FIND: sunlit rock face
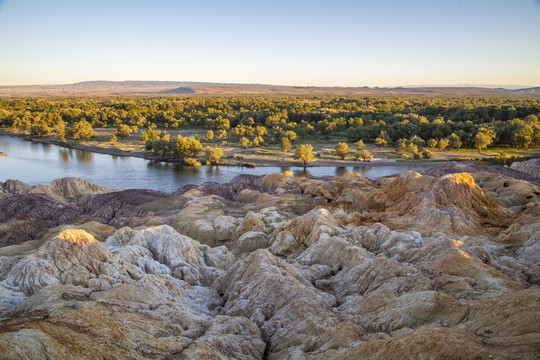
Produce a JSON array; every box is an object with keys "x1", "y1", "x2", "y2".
[{"x1": 0, "y1": 165, "x2": 539, "y2": 359}]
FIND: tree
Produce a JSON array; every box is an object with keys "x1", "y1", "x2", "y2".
[
  {"x1": 335, "y1": 142, "x2": 350, "y2": 160},
  {"x1": 509, "y1": 118, "x2": 534, "y2": 149},
  {"x1": 206, "y1": 130, "x2": 214, "y2": 141},
  {"x1": 109, "y1": 134, "x2": 117, "y2": 143},
  {"x1": 171, "y1": 135, "x2": 202, "y2": 157},
  {"x1": 474, "y1": 128, "x2": 495, "y2": 152},
  {"x1": 68, "y1": 119, "x2": 97, "y2": 140},
  {"x1": 422, "y1": 150, "x2": 434, "y2": 159},
  {"x1": 427, "y1": 138, "x2": 438, "y2": 149},
  {"x1": 437, "y1": 138, "x2": 449, "y2": 150},
  {"x1": 410, "y1": 135, "x2": 425, "y2": 148},
  {"x1": 447, "y1": 133, "x2": 462, "y2": 149},
  {"x1": 355, "y1": 140, "x2": 365, "y2": 150},
  {"x1": 205, "y1": 146, "x2": 224, "y2": 164},
  {"x1": 283, "y1": 130, "x2": 297, "y2": 142},
  {"x1": 406, "y1": 143, "x2": 418, "y2": 154},
  {"x1": 240, "y1": 136, "x2": 250, "y2": 149},
  {"x1": 358, "y1": 149, "x2": 373, "y2": 162},
  {"x1": 216, "y1": 130, "x2": 228, "y2": 139},
  {"x1": 116, "y1": 124, "x2": 132, "y2": 138},
  {"x1": 396, "y1": 138, "x2": 407, "y2": 152},
  {"x1": 55, "y1": 120, "x2": 67, "y2": 141},
  {"x1": 30, "y1": 120, "x2": 50, "y2": 137},
  {"x1": 294, "y1": 144, "x2": 314, "y2": 165},
  {"x1": 375, "y1": 137, "x2": 387, "y2": 150},
  {"x1": 281, "y1": 137, "x2": 292, "y2": 152}
]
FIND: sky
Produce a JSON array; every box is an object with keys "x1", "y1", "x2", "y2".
[{"x1": 0, "y1": 0, "x2": 539, "y2": 87}]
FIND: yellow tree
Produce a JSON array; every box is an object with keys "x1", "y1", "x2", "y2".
[
  {"x1": 294, "y1": 144, "x2": 314, "y2": 165},
  {"x1": 335, "y1": 142, "x2": 350, "y2": 159}
]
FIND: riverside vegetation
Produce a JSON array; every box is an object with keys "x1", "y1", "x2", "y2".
[
  {"x1": 1, "y1": 96, "x2": 539, "y2": 166},
  {"x1": 0, "y1": 158, "x2": 539, "y2": 359}
]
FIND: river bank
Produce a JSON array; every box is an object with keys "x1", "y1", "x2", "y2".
[
  {"x1": 2, "y1": 128, "x2": 537, "y2": 168},
  {"x1": 0, "y1": 129, "x2": 421, "y2": 167}
]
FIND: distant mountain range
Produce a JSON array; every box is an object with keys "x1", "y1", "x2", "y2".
[{"x1": 0, "y1": 81, "x2": 538, "y2": 97}]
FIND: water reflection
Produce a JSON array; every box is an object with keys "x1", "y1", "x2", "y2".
[
  {"x1": 352, "y1": 165, "x2": 373, "y2": 173},
  {"x1": 75, "y1": 150, "x2": 94, "y2": 162},
  {"x1": 0, "y1": 140, "x2": 10, "y2": 150},
  {"x1": 292, "y1": 167, "x2": 312, "y2": 177},
  {"x1": 59, "y1": 149, "x2": 69, "y2": 162},
  {"x1": 205, "y1": 165, "x2": 222, "y2": 175},
  {"x1": 335, "y1": 167, "x2": 347, "y2": 177}
]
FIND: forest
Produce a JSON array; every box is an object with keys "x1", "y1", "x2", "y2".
[{"x1": 0, "y1": 96, "x2": 539, "y2": 156}]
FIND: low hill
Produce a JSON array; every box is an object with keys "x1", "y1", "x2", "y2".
[{"x1": 0, "y1": 80, "x2": 538, "y2": 97}]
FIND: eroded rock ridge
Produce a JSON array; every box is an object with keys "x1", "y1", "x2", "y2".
[{"x1": 0, "y1": 165, "x2": 539, "y2": 359}]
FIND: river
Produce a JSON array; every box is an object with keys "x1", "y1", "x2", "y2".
[{"x1": 0, "y1": 135, "x2": 440, "y2": 192}]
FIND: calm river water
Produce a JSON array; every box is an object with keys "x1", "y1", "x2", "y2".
[{"x1": 0, "y1": 136, "x2": 439, "y2": 192}]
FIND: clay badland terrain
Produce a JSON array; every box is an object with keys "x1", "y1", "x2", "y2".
[{"x1": 0, "y1": 160, "x2": 539, "y2": 359}]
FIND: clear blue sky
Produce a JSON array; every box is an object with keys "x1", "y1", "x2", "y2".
[{"x1": 0, "y1": 0, "x2": 539, "y2": 87}]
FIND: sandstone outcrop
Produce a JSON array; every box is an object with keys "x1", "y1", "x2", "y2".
[{"x1": 1, "y1": 165, "x2": 539, "y2": 359}]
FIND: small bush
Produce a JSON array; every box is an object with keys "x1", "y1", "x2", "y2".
[
  {"x1": 422, "y1": 150, "x2": 434, "y2": 159},
  {"x1": 413, "y1": 152, "x2": 421, "y2": 159}
]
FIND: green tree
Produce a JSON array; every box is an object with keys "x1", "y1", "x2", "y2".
[
  {"x1": 410, "y1": 135, "x2": 425, "y2": 148},
  {"x1": 447, "y1": 133, "x2": 462, "y2": 149},
  {"x1": 422, "y1": 150, "x2": 434, "y2": 159},
  {"x1": 427, "y1": 138, "x2": 438, "y2": 149},
  {"x1": 294, "y1": 144, "x2": 314, "y2": 165},
  {"x1": 510, "y1": 118, "x2": 534, "y2": 149},
  {"x1": 474, "y1": 128, "x2": 496, "y2": 152},
  {"x1": 355, "y1": 140, "x2": 365, "y2": 150},
  {"x1": 281, "y1": 137, "x2": 292, "y2": 152},
  {"x1": 375, "y1": 137, "x2": 387, "y2": 150},
  {"x1": 335, "y1": 142, "x2": 350, "y2": 159},
  {"x1": 396, "y1": 138, "x2": 407, "y2": 152},
  {"x1": 55, "y1": 119, "x2": 67, "y2": 141},
  {"x1": 141, "y1": 131, "x2": 149, "y2": 142},
  {"x1": 30, "y1": 120, "x2": 51, "y2": 137},
  {"x1": 205, "y1": 146, "x2": 224, "y2": 164},
  {"x1": 68, "y1": 119, "x2": 97, "y2": 140},
  {"x1": 206, "y1": 130, "x2": 214, "y2": 141}
]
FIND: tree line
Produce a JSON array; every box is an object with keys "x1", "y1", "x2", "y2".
[{"x1": 0, "y1": 95, "x2": 539, "y2": 149}]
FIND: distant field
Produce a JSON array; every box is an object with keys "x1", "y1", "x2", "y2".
[{"x1": 1, "y1": 80, "x2": 538, "y2": 97}]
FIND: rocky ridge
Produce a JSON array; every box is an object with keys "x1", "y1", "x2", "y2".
[{"x1": 0, "y1": 163, "x2": 539, "y2": 359}]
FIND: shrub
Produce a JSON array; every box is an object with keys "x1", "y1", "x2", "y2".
[{"x1": 422, "y1": 150, "x2": 434, "y2": 159}]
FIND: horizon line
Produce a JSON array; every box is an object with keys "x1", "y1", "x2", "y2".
[{"x1": 1, "y1": 80, "x2": 539, "y2": 90}]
